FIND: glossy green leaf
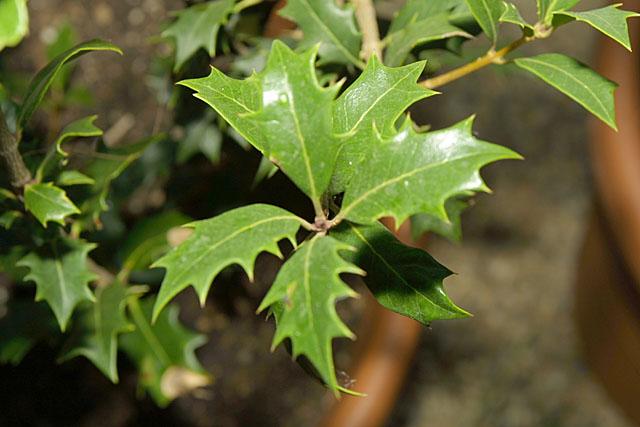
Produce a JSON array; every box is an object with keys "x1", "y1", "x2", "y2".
[
  {"x1": 17, "y1": 39, "x2": 122, "y2": 130},
  {"x1": 514, "y1": 53, "x2": 618, "y2": 130},
  {"x1": 331, "y1": 57, "x2": 436, "y2": 192},
  {"x1": 162, "y1": 0, "x2": 235, "y2": 72},
  {"x1": 24, "y1": 182, "x2": 80, "y2": 227},
  {"x1": 500, "y1": 2, "x2": 534, "y2": 31},
  {"x1": 0, "y1": 0, "x2": 28, "y2": 51},
  {"x1": 338, "y1": 117, "x2": 520, "y2": 226},
  {"x1": 17, "y1": 238, "x2": 97, "y2": 331},
  {"x1": 280, "y1": 0, "x2": 363, "y2": 67},
  {"x1": 60, "y1": 281, "x2": 141, "y2": 382},
  {"x1": 153, "y1": 204, "x2": 304, "y2": 321},
  {"x1": 332, "y1": 221, "x2": 468, "y2": 323},
  {"x1": 0, "y1": 300, "x2": 57, "y2": 365},
  {"x1": 258, "y1": 236, "x2": 363, "y2": 395},
  {"x1": 555, "y1": 4, "x2": 639, "y2": 51},
  {"x1": 56, "y1": 170, "x2": 95, "y2": 186},
  {"x1": 463, "y1": 0, "x2": 503, "y2": 44},
  {"x1": 411, "y1": 197, "x2": 469, "y2": 242},
  {"x1": 120, "y1": 297, "x2": 209, "y2": 407},
  {"x1": 537, "y1": 0, "x2": 580, "y2": 24},
  {"x1": 388, "y1": 0, "x2": 465, "y2": 34}
]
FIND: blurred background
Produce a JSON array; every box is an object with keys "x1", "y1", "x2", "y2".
[{"x1": 1, "y1": 0, "x2": 639, "y2": 426}]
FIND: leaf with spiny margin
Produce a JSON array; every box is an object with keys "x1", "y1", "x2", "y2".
[
  {"x1": 279, "y1": 0, "x2": 363, "y2": 67},
  {"x1": 500, "y1": 2, "x2": 534, "y2": 32},
  {"x1": 257, "y1": 236, "x2": 363, "y2": 395},
  {"x1": 162, "y1": 0, "x2": 235, "y2": 72},
  {"x1": 514, "y1": 53, "x2": 618, "y2": 130},
  {"x1": 17, "y1": 238, "x2": 97, "y2": 331},
  {"x1": 338, "y1": 116, "x2": 520, "y2": 226},
  {"x1": 0, "y1": 300, "x2": 57, "y2": 365},
  {"x1": 24, "y1": 182, "x2": 80, "y2": 227},
  {"x1": 332, "y1": 221, "x2": 468, "y2": 323},
  {"x1": 120, "y1": 297, "x2": 209, "y2": 407},
  {"x1": 463, "y1": 0, "x2": 503, "y2": 45},
  {"x1": 59, "y1": 281, "x2": 143, "y2": 382},
  {"x1": 17, "y1": 39, "x2": 122, "y2": 130},
  {"x1": 554, "y1": 4, "x2": 639, "y2": 51},
  {"x1": 152, "y1": 204, "x2": 303, "y2": 321},
  {"x1": 388, "y1": 0, "x2": 465, "y2": 34},
  {"x1": 411, "y1": 197, "x2": 469, "y2": 242},
  {"x1": 384, "y1": 13, "x2": 471, "y2": 66},
  {"x1": 537, "y1": 0, "x2": 580, "y2": 24},
  {"x1": 0, "y1": 0, "x2": 28, "y2": 51},
  {"x1": 331, "y1": 57, "x2": 436, "y2": 193}
]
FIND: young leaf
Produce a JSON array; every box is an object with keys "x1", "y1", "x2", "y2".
[
  {"x1": 17, "y1": 238, "x2": 97, "y2": 331},
  {"x1": 331, "y1": 57, "x2": 436, "y2": 192},
  {"x1": 500, "y1": 2, "x2": 534, "y2": 32},
  {"x1": 554, "y1": 4, "x2": 639, "y2": 51},
  {"x1": 120, "y1": 297, "x2": 209, "y2": 407},
  {"x1": 56, "y1": 170, "x2": 95, "y2": 186},
  {"x1": 411, "y1": 197, "x2": 469, "y2": 242},
  {"x1": 152, "y1": 204, "x2": 304, "y2": 321},
  {"x1": 257, "y1": 236, "x2": 363, "y2": 395},
  {"x1": 24, "y1": 182, "x2": 80, "y2": 227},
  {"x1": 0, "y1": 0, "x2": 28, "y2": 51},
  {"x1": 17, "y1": 39, "x2": 122, "y2": 130},
  {"x1": 162, "y1": 0, "x2": 235, "y2": 72},
  {"x1": 463, "y1": 0, "x2": 503, "y2": 45},
  {"x1": 279, "y1": 0, "x2": 363, "y2": 67},
  {"x1": 331, "y1": 222, "x2": 469, "y2": 323},
  {"x1": 537, "y1": 0, "x2": 579, "y2": 24},
  {"x1": 337, "y1": 117, "x2": 520, "y2": 226},
  {"x1": 514, "y1": 53, "x2": 618, "y2": 130},
  {"x1": 59, "y1": 281, "x2": 141, "y2": 383}
]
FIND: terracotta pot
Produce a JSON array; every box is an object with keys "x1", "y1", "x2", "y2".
[{"x1": 576, "y1": 3, "x2": 640, "y2": 424}]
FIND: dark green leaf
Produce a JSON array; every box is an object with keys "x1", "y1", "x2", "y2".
[
  {"x1": 177, "y1": 115, "x2": 222, "y2": 164},
  {"x1": 411, "y1": 197, "x2": 469, "y2": 242},
  {"x1": 463, "y1": 0, "x2": 503, "y2": 44},
  {"x1": 0, "y1": 300, "x2": 57, "y2": 365}
]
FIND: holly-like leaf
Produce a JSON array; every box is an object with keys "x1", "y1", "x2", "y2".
[
  {"x1": 384, "y1": 13, "x2": 471, "y2": 67},
  {"x1": 463, "y1": 0, "x2": 503, "y2": 45},
  {"x1": 554, "y1": 4, "x2": 639, "y2": 51},
  {"x1": 388, "y1": 0, "x2": 465, "y2": 34},
  {"x1": 162, "y1": 0, "x2": 235, "y2": 72},
  {"x1": 0, "y1": 0, "x2": 28, "y2": 51},
  {"x1": 17, "y1": 238, "x2": 97, "y2": 331},
  {"x1": 332, "y1": 221, "x2": 468, "y2": 323},
  {"x1": 120, "y1": 297, "x2": 209, "y2": 407},
  {"x1": 0, "y1": 300, "x2": 57, "y2": 365},
  {"x1": 17, "y1": 39, "x2": 122, "y2": 130},
  {"x1": 514, "y1": 53, "x2": 618, "y2": 130},
  {"x1": 24, "y1": 182, "x2": 80, "y2": 227},
  {"x1": 411, "y1": 197, "x2": 469, "y2": 242},
  {"x1": 177, "y1": 115, "x2": 222, "y2": 165},
  {"x1": 153, "y1": 204, "x2": 304, "y2": 321},
  {"x1": 500, "y1": 2, "x2": 534, "y2": 32},
  {"x1": 337, "y1": 117, "x2": 519, "y2": 226},
  {"x1": 258, "y1": 236, "x2": 363, "y2": 395},
  {"x1": 537, "y1": 0, "x2": 580, "y2": 24},
  {"x1": 331, "y1": 57, "x2": 436, "y2": 192},
  {"x1": 280, "y1": 0, "x2": 363, "y2": 67},
  {"x1": 59, "y1": 281, "x2": 141, "y2": 382}
]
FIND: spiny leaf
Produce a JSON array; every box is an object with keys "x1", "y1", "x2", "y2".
[
  {"x1": 463, "y1": 0, "x2": 503, "y2": 45},
  {"x1": 537, "y1": 0, "x2": 580, "y2": 24},
  {"x1": 17, "y1": 238, "x2": 97, "y2": 331},
  {"x1": 120, "y1": 297, "x2": 209, "y2": 407},
  {"x1": 257, "y1": 236, "x2": 363, "y2": 395},
  {"x1": 153, "y1": 204, "x2": 304, "y2": 321},
  {"x1": 162, "y1": 0, "x2": 235, "y2": 72},
  {"x1": 59, "y1": 281, "x2": 142, "y2": 382},
  {"x1": 331, "y1": 56, "x2": 436, "y2": 192},
  {"x1": 17, "y1": 39, "x2": 122, "y2": 130},
  {"x1": 280, "y1": 0, "x2": 363, "y2": 67},
  {"x1": 500, "y1": 2, "x2": 534, "y2": 32},
  {"x1": 337, "y1": 116, "x2": 520, "y2": 226},
  {"x1": 388, "y1": 0, "x2": 465, "y2": 34},
  {"x1": 555, "y1": 4, "x2": 640, "y2": 51},
  {"x1": 411, "y1": 197, "x2": 469, "y2": 242},
  {"x1": 514, "y1": 53, "x2": 618, "y2": 130},
  {"x1": 332, "y1": 221, "x2": 468, "y2": 323},
  {"x1": 24, "y1": 182, "x2": 80, "y2": 227},
  {"x1": 0, "y1": 0, "x2": 28, "y2": 51}
]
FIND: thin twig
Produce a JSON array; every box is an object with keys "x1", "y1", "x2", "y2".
[
  {"x1": 0, "y1": 109, "x2": 32, "y2": 190},
  {"x1": 353, "y1": 0, "x2": 382, "y2": 61}
]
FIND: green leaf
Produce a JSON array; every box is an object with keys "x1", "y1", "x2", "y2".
[
  {"x1": 177, "y1": 115, "x2": 222, "y2": 165},
  {"x1": 153, "y1": 204, "x2": 304, "y2": 321},
  {"x1": 537, "y1": 0, "x2": 580, "y2": 24},
  {"x1": 500, "y1": 2, "x2": 534, "y2": 32},
  {"x1": 555, "y1": 4, "x2": 639, "y2": 51},
  {"x1": 280, "y1": 0, "x2": 363, "y2": 67},
  {"x1": 17, "y1": 39, "x2": 122, "y2": 130},
  {"x1": 56, "y1": 170, "x2": 95, "y2": 186},
  {"x1": 257, "y1": 236, "x2": 363, "y2": 395},
  {"x1": 463, "y1": 0, "x2": 503, "y2": 45},
  {"x1": 384, "y1": 13, "x2": 471, "y2": 67},
  {"x1": 332, "y1": 221, "x2": 468, "y2": 323},
  {"x1": 0, "y1": 300, "x2": 57, "y2": 365},
  {"x1": 17, "y1": 238, "x2": 97, "y2": 331},
  {"x1": 411, "y1": 197, "x2": 469, "y2": 242},
  {"x1": 337, "y1": 117, "x2": 520, "y2": 226},
  {"x1": 24, "y1": 182, "x2": 80, "y2": 227},
  {"x1": 388, "y1": 0, "x2": 465, "y2": 34},
  {"x1": 0, "y1": 0, "x2": 28, "y2": 51},
  {"x1": 162, "y1": 0, "x2": 235, "y2": 72},
  {"x1": 514, "y1": 53, "x2": 618, "y2": 130},
  {"x1": 0, "y1": 210, "x2": 22, "y2": 229},
  {"x1": 331, "y1": 57, "x2": 436, "y2": 192},
  {"x1": 59, "y1": 281, "x2": 141, "y2": 382},
  {"x1": 120, "y1": 297, "x2": 209, "y2": 407}
]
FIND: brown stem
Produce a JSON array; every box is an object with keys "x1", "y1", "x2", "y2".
[
  {"x1": 353, "y1": 0, "x2": 381, "y2": 61},
  {"x1": 0, "y1": 109, "x2": 32, "y2": 190}
]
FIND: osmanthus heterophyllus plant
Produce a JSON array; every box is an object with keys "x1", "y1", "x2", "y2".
[{"x1": 0, "y1": 0, "x2": 637, "y2": 405}]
